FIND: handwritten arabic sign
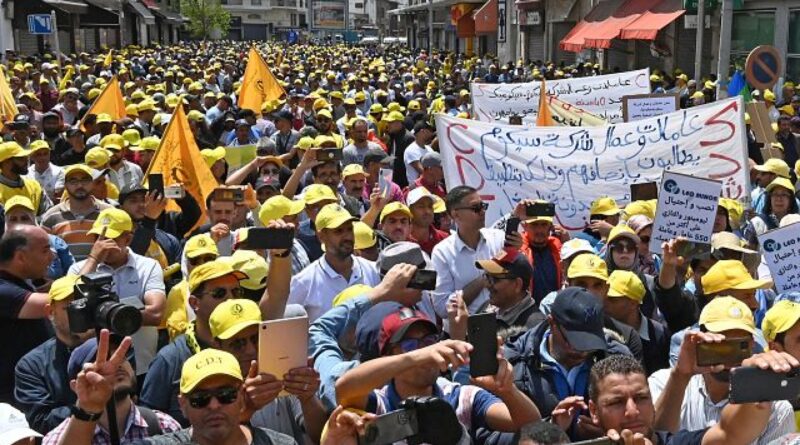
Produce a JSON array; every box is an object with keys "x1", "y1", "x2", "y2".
[
  {"x1": 759, "y1": 223, "x2": 800, "y2": 293},
  {"x1": 547, "y1": 95, "x2": 607, "y2": 127},
  {"x1": 623, "y1": 94, "x2": 679, "y2": 122},
  {"x1": 470, "y1": 68, "x2": 650, "y2": 124},
  {"x1": 436, "y1": 96, "x2": 750, "y2": 231},
  {"x1": 649, "y1": 171, "x2": 721, "y2": 254}
]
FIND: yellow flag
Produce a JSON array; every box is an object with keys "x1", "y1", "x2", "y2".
[
  {"x1": 104, "y1": 49, "x2": 113, "y2": 68},
  {"x1": 79, "y1": 76, "x2": 127, "y2": 131},
  {"x1": 238, "y1": 47, "x2": 286, "y2": 115},
  {"x1": 276, "y1": 50, "x2": 284, "y2": 68},
  {"x1": 59, "y1": 66, "x2": 75, "y2": 90},
  {"x1": 0, "y1": 68, "x2": 18, "y2": 130},
  {"x1": 546, "y1": 95, "x2": 607, "y2": 127},
  {"x1": 145, "y1": 104, "x2": 218, "y2": 236},
  {"x1": 536, "y1": 80, "x2": 556, "y2": 127}
]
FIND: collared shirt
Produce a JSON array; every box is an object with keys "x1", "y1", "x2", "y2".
[
  {"x1": 26, "y1": 163, "x2": 64, "y2": 201},
  {"x1": 648, "y1": 369, "x2": 795, "y2": 445},
  {"x1": 430, "y1": 228, "x2": 506, "y2": 317},
  {"x1": 69, "y1": 250, "x2": 165, "y2": 375},
  {"x1": 287, "y1": 255, "x2": 381, "y2": 322},
  {"x1": 638, "y1": 315, "x2": 651, "y2": 342},
  {"x1": 42, "y1": 404, "x2": 181, "y2": 445},
  {"x1": 538, "y1": 330, "x2": 592, "y2": 401},
  {"x1": 408, "y1": 224, "x2": 450, "y2": 255},
  {"x1": 106, "y1": 160, "x2": 144, "y2": 193}
]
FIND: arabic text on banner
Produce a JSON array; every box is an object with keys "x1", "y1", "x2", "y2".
[
  {"x1": 435, "y1": 96, "x2": 750, "y2": 231},
  {"x1": 759, "y1": 223, "x2": 800, "y2": 293},
  {"x1": 649, "y1": 171, "x2": 721, "y2": 254},
  {"x1": 470, "y1": 68, "x2": 650, "y2": 124}
]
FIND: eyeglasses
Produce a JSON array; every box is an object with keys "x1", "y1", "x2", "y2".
[
  {"x1": 395, "y1": 333, "x2": 439, "y2": 353},
  {"x1": 455, "y1": 202, "x2": 489, "y2": 213},
  {"x1": 188, "y1": 255, "x2": 216, "y2": 267},
  {"x1": 187, "y1": 386, "x2": 239, "y2": 409},
  {"x1": 486, "y1": 273, "x2": 515, "y2": 285},
  {"x1": 200, "y1": 287, "x2": 244, "y2": 300},
  {"x1": 227, "y1": 334, "x2": 259, "y2": 353},
  {"x1": 611, "y1": 241, "x2": 636, "y2": 252}
]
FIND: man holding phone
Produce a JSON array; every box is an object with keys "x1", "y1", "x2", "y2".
[
  {"x1": 648, "y1": 297, "x2": 795, "y2": 444},
  {"x1": 335, "y1": 307, "x2": 541, "y2": 440}
]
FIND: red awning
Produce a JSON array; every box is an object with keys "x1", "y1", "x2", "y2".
[
  {"x1": 620, "y1": 0, "x2": 685, "y2": 40},
  {"x1": 141, "y1": 0, "x2": 159, "y2": 9},
  {"x1": 559, "y1": 0, "x2": 624, "y2": 52},
  {"x1": 583, "y1": 0, "x2": 661, "y2": 49},
  {"x1": 474, "y1": 0, "x2": 498, "y2": 35}
]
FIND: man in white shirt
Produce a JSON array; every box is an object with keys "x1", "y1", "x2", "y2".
[
  {"x1": 403, "y1": 121, "x2": 434, "y2": 184},
  {"x1": 26, "y1": 139, "x2": 64, "y2": 203},
  {"x1": 431, "y1": 186, "x2": 505, "y2": 317},
  {"x1": 288, "y1": 203, "x2": 381, "y2": 322},
  {"x1": 648, "y1": 297, "x2": 795, "y2": 445}
]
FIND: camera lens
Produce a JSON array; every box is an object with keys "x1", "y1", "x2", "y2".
[{"x1": 96, "y1": 301, "x2": 142, "y2": 336}]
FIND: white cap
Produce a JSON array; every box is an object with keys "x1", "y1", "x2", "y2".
[
  {"x1": 0, "y1": 403, "x2": 42, "y2": 445},
  {"x1": 406, "y1": 186, "x2": 436, "y2": 207},
  {"x1": 560, "y1": 238, "x2": 594, "y2": 261}
]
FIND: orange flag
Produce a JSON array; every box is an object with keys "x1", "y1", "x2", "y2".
[
  {"x1": 238, "y1": 47, "x2": 286, "y2": 115},
  {"x1": 79, "y1": 76, "x2": 126, "y2": 131},
  {"x1": 536, "y1": 79, "x2": 556, "y2": 127},
  {"x1": 0, "y1": 68, "x2": 18, "y2": 130},
  {"x1": 145, "y1": 104, "x2": 218, "y2": 236}
]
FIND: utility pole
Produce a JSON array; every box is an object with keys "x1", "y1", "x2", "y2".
[{"x1": 694, "y1": 0, "x2": 705, "y2": 81}]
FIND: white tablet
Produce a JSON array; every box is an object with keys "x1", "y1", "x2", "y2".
[{"x1": 257, "y1": 316, "x2": 309, "y2": 380}]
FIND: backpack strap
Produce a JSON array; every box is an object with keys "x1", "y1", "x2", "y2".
[{"x1": 137, "y1": 406, "x2": 163, "y2": 437}]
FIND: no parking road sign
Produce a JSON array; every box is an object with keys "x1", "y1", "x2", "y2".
[{"x1": 745, "y1": 45, "x2": 782, "y2": 91}]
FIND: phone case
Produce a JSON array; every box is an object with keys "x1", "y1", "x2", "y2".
[
  {"x1": 730, "y1": 367, "x2": 800, "y2": 404},
  {"x1": 467, "y1": 313, "x2": 499, "y2": 377},
  {"x1": 245, "y1": 228, "x2": 294, "y2": 250},
  {"x1": 408, "y1": 270, "x2": 437, "y2": 291},
  {"x1": 148, "y1": 174, "x2": 164, "y2": 196},
  {"x1": 696, "y1": 338, "x2": 751, "y2": 367}
]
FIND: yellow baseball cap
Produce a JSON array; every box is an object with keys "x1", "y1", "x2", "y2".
[
  {"x1": 624, "y1": 200, "x2": 656, "y2": 220},
  {"x1": 201, "y1": 147, "x2": 226, "y2": 168},
  {"x1": 432, "y1": 195, "x2": 446, "y2": 213},
  {"x1": 567, "y1": 254, "x2": 608, "y2": 281},
  {"x1": 607, "y1": 225, "x2": 640, "y2": 244},
  {"x1": 333, "y1": 284, "x2": 373, "y2": 307},
  {"x1": 5, "y1": 195, "x2": 35, "y2": 213},
  {"x1": 135, "y1": 136, "x2": 161, "y2": 152},
  {"x1": 209, "y1": 299, "x2": 262, "y2": 340},
  {"x1": 379, "y1": 202, "x2": 412, "y2": 223},
  {"x1": 48, "y1": 274, "x2": 82, "y2": 302},
  {"x1": 303, "y1": 184, "x2": 337, "y2": 205},
  {"x1": 764, "y1": 89, "x2": 776, "y2": 102},
  {"x1": 607, "y1": 270, "x2": 645, "y2": 303},
  {"x1": 187, "y1": 110, "x2": 205, "y2": 122},
  {"x1": 85, "y1": 147, "x2": 110, "y2": 169},
  {"x1": 407, "y1": 100, "x2": 421, "y2": 111},
  {"x1": 316, "y1": 109, "x2": 333, "y2": 120},
  {"x1": 122, "y1": 129, "x2": 141, "y2": 147},
  {"x1": 222, "y1": 249, "x2": 268, "y2": 291},
  {"x1": 384, "y1": 111, "x2": 405, "y2": 123},
  {"x1": 125, "y1": 104, "x2": 139, "y2": 117},
  {"x1": 100, "y1": 133, "x2": 128, "y2": 150},
  {"x1": 766, "y1": 177, "x2": 796, "y2": 194},
  {"x1": 88, "y1": 208, "x2": 133, "y2": 239},
  {"x1": 296, "y1": 137, "x2": 315, "y2": 150},
  {"x1": 754, "y1": 158, "x2": 791, "y2": 179},
  {"x1": 95, "y1": 113, "x2": 114, "y2": 124},
  {"x1": 64, "y1": 164, "x2": 95, "y2": 179},
  {"x1": 369, "y1": 103, "x2": 384, "y2": 114},
  {"x1": 762, "y1": 300, "x2": 800, "y2": 342},
  {"x1": 258, "y1": 195, "x2": 305, "y2": 225},
  {"x1": 188, "y1": 259, "x2": 247, "y2": 293},
  {"x1": 184, "y1": 233, "x2": 219, "y2": 259},
  {"x1": 701, "y1": 260, "x2": 772, "y2": 295},
  {"x1": 29, "y1": 139, "x2": 50, "y2": 152},
  {"x1": 354, "y1": 221, "x2": 377, "y2": 250},
  {"x1": 354, "y1": 91, "x2": 367, "y2": 101},
  {"x1": 316, "y1": 203, "x2": 357, "y2": 231},
  {"x1": 342, "y1": 164, "x2": 369, "y2": 180},
  {"x1": 589, "y1": 197, "x2": 621, "y2": 216},
  {"x1": 0, "y1": 142, "x2": 31, "y2": 163},
  {"x1": 180, "y1": 348, "x2": 243, "y2": 394},
  {"x1": 699, "y1": 296, "x2": 756, "y2": 335}
]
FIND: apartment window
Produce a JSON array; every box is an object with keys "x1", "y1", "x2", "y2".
[
  {"x1": 291, "y1": 13, "x2": 297, "y2": 26},
  {"x1": 789, "y1": 11, "x2": 800, "y2": 81}
]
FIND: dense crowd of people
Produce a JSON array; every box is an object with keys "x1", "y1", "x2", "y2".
[{"x1": 1, "y1": 40, "x2": 800, "y2": 445}]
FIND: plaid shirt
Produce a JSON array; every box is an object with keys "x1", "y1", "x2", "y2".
[{"x1": 42, "y1": 405, "x2": 181, "y2": 445}]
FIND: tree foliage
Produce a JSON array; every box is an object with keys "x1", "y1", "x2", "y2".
[{"x1": 180, "y1": 0, "x2": 231, "y2": 40}]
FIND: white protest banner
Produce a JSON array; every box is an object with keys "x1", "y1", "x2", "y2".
[
  {"x1": 470, "y1": 68, "x2": 650, "y2": 124},
  {"x1": 547, "y1": 95, "x2": 607, "y2": 127},
  {"x1": 623, "y1": 94, "x2": 679, "y2": 122},
  {"x1": 649, "y1": 171, "x2": 721, "y2": 254},
  {"x1": 759, "y1": 223, "x2": 800, "y2": 293},
  {"x1": 436, "y1": 96, "x2": 750, "y2": 231}
]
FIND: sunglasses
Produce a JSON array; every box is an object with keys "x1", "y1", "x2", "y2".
[
  {"x1": 456, "y1": 202, "x2": 489, "y2": 213},
  {"x1": 200, "y1": 287, "x2": 244, "y2": 300},
  {"x1": 611, "y1": 241, "x2": 636, "y2": 252},
  {"x1": 486, "y1": 273, "x2": 515, "y2": 285},
  {"x1": 396, "y1": 333, "x2": 439, "y2": 353},
  {"x1": 187, "y1": 386, "x2": 239, "y2": 409},
  {"x1": 262, "y1": 168, "x2": 280, "y2": 175}
]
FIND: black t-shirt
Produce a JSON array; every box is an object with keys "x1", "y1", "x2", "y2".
[
  {"x1": 655, "y1": 429, "x2": 708, "y2": 445},
  {"x1": 0, "y1": 270, "x2": 51, "y2": 403}
]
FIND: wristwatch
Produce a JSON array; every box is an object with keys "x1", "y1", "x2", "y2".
[{"x1": 70, "y1": 405, "x2": 103, "y2": 422}]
